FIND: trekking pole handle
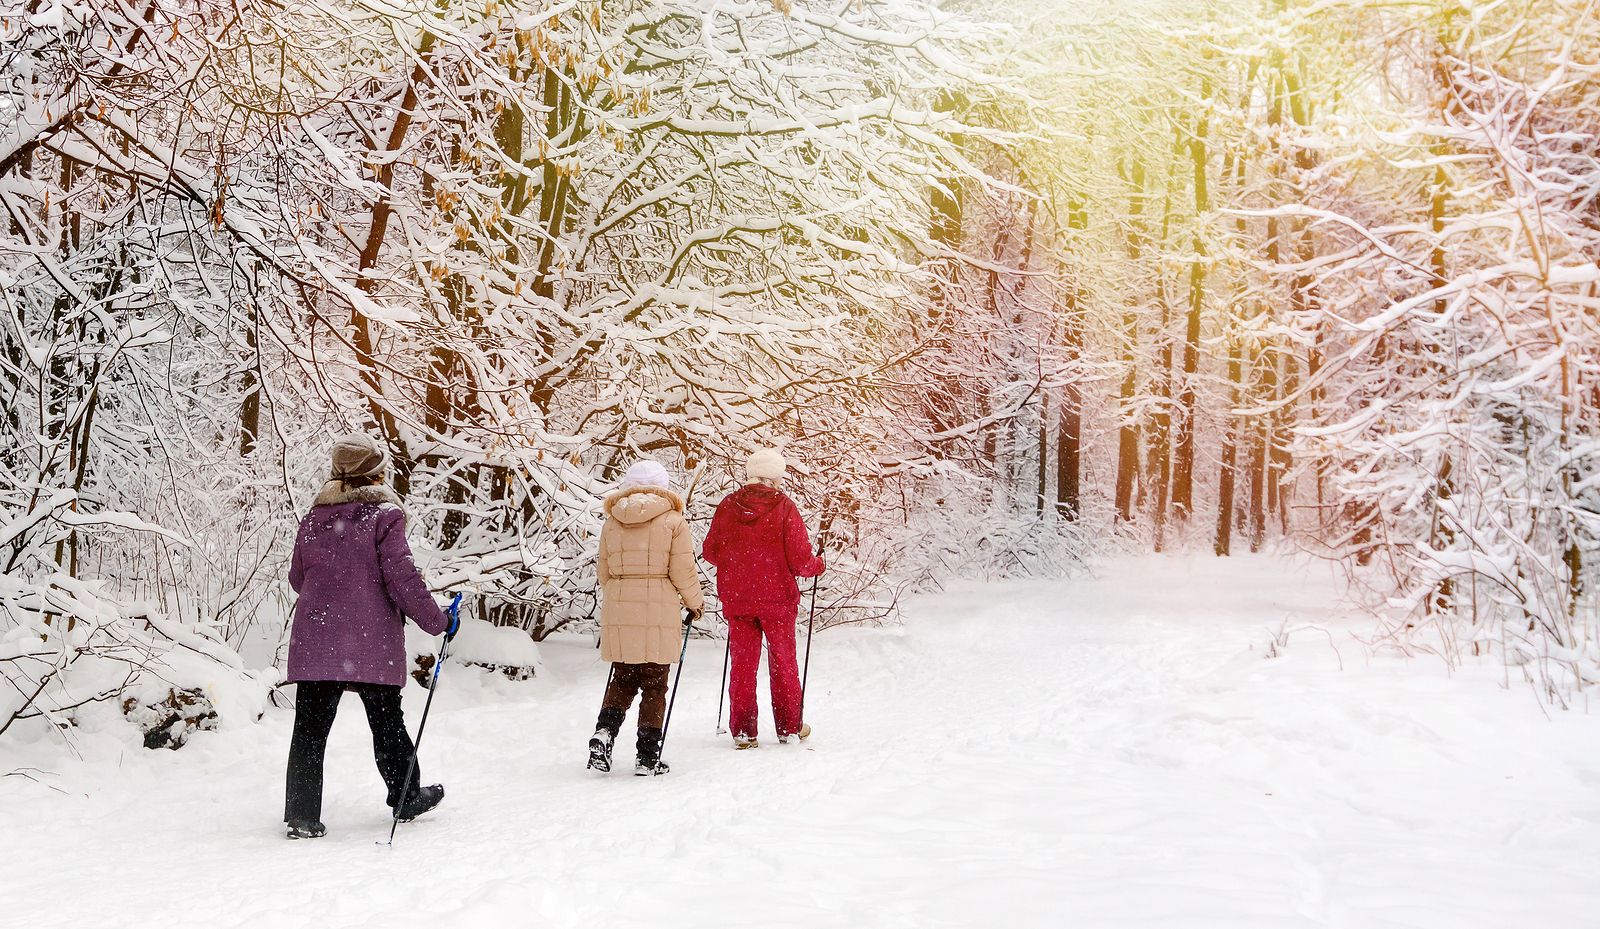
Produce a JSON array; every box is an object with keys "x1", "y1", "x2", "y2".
[{"x1": 442, "y1": 593, "x2": 464, "y2": 644}]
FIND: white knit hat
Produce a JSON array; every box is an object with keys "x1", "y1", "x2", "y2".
[
  {"x1": 745, "y1": 447, "x2": 787, "y2": 481},
  {"x1": 619, "y1": 459, "x2": 671, "y2": 491}
]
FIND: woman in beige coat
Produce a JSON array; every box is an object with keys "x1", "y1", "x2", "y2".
[{"x1": 587, "y1": 459, "x2": 705, "y2": 776}]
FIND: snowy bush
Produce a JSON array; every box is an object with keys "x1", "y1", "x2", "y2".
[
  {"x1": 407, "y1": 617, "x2": 543, "y2": 686},
  {"x1": 861, "y1": 480, "x2": 1095, "y2": 591},
  {"x1": 0, "y1": 460, "x2": 272, "y2": 742},
  {"x1": 122, "y1": 688, "x2": 217, "y2": 750},
  {"x1": 1281, "y1": 3, "x2": 1600, "y2": 704},
  {"x1": 1, "y1": 570, "x2": 275, "y2": 745}
]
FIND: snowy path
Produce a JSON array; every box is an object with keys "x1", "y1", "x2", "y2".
[{"x1": 6, "y1": 555, "x2": 1600, "y2": 929}]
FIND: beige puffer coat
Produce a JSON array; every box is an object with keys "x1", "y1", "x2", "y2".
[{"x1": 597, "y1": 486, "x2": 705, "y2": 665}]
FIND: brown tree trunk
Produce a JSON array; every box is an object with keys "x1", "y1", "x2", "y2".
[
  {"x1": 923, "y1": 90, "x2": 967, "y2": 449},
  {"x1": 1271, "y1": 353, "x2": 1297, "y2": 534},
  {"x1": 1272, "y1": 56, "x2": 1319, "y2": 538},
  {"x1": 1215, "y1": 151, "x2": 1248, "y2": 556},
  {"x1": 1036, "y1": 394, "x2": 1049, "y2": 517},
  {"x1": 1149, "y1": 189, "x2": 1176, "y2": 550},
  {"x1": 1173, "y1": 75, "x2": 1212, "y2": 521},
  {"x1": 1057, "y1": 304, "x2": 1084, "y2": 521},
  {"x1": 239, "y1": 318, "x2": 260, "y2": 457},
  {"x1": 1427, "y1": 160, "x2": 1455, "y2": 611},
  {"x1": 1214, "y1": 335, "x2": 1240, "y2": 557},
  {"x1": 1248, "y1": 316, "x2": 1273, "y2": 552},
  {"x1": 1114, "y1": 161, "x2": 1147, "y2": 522},
  {"x1": 1056, "y1": 198, "x2": 1087, "y2": 521},
  {"x1": 1057, "y1": 395, "x2": 1080, "y2": 520},
  {"x1": 349, "y1": 31, "x2": 442, "y2": 494}
]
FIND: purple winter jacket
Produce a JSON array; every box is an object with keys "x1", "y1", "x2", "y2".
[{"x1": 286, "y1": 482, "x2": 450, "y2": 687}]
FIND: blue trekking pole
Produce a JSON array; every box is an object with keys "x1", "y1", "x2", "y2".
[{"x1": 387, "y1": 592, "x2": 461, "y2": 846}]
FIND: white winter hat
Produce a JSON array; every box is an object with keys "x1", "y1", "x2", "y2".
[
  {"x1": 745, "y1": 447, "x2": 787, "y2": 481},
  {"x1": 619, "y1": 459, "x2": 671, "y2": 491}
]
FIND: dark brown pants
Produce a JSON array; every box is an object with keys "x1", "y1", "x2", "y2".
[{"x1": 602, "y1": 662, "x2": 670, "y2": 729}]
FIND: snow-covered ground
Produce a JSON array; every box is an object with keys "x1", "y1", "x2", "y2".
[{"x1": 6, "y1": 554, "x2": 1600, "y2": 929}]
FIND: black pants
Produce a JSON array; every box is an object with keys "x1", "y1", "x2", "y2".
[{"x1": 284, "y1": 680, "x2": 419, "y2": 823}]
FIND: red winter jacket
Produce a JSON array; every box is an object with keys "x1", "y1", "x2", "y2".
[{"x1": 702, "y1": 485, "x2": 825, "y2": 617}]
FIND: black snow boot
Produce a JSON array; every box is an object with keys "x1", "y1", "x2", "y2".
[
  {"x1": 285, "y1": 819, "x2": 326, "y2": 840},
  {"x1": 588, "y1": 708, "x2": 624, "y2": 773},
  {"x1": 393, "y1": 783, "x2": 445, "y2": 822},
  {"x1": 635, "y1": 726, "x2": 668, "y2": 776}
]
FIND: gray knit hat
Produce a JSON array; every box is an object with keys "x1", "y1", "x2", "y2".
[{"x1": 330, "y1": 433, "x2": 389, "y2": 482}]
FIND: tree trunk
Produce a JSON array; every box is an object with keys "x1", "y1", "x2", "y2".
[
  {"x1": 1057, "y1": 198, "x2": 1087, "y2": 520},
  {"x1": 1036, "y1": 394, "x2": 1049, "y2": 517},
  {"x1": 1057, "y1": 277, "x2": 1083, "y2": 526},
  {"x1": 1173, "y1": 75, "x2": 1212, "y2": 521},
  {"x1": 1214, "y1": 335, "x2": 1239, "y2": 557},
  {"x1": 1056, "y1": 395, "x2": 1079, "y2": 520},
  {"x1": 923, "y1": 90, "x2": 967, "y2": 449},
  {"x1": 1149, "y1": 189, "x2": 1176, "y2": 550},
  {"x1": 1114, "y1": 161, "x2": 1147, "y2": 522},
  {"x1": 1248, "y1": 323, "x2": 1273, "y2": 552},
  {"x1": 239, "y1": 272, "x2": 261, "y2": 458},
  {"x1": 1214, "y1": 152, "x2": 1247, "y2": 556},
  {"x1": 350, "y1": 30, "x2": 443, "y2": 494}
]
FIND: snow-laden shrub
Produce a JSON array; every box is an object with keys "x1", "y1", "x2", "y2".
[
  {"x1": 1295, "y1": 10, "x2": 1600, "y2": 706},
  {"x1": 1, "y1": 572, "x2": 276, "y2": 745},
  {"x1": 122, "y1": 688, "x2": 217, "y2": 750},
  {"x1": 406, "y1": 617, "x2": 544, "y2": 687},
  {"x1": 0, "y1": 482, "x2": 275, "y2": 744}
]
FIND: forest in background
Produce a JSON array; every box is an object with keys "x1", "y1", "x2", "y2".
[{"x1": 2, "y1": 0, "x2": 1597, "y2": 740}]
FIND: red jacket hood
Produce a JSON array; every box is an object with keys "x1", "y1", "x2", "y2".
[{"x1": 726, "y1": 484, "x2": 785, "y2": 524}]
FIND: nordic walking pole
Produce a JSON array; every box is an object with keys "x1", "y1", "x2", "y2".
[
  {"x1": 715, "y1": 621, "x2": 731, "y2": 734},
  {"x1": 387, "y1": 592, "x2": 461, "y2": 847},
  {"x1": 658, "y1": 610, "x2": 694, "y2": 760},
  {"x1": 799, "y1": 576, "x2": 818, "y2": 720},
  {"x1": 599, "y1": 620, "x2": 616, "y2": 702},
  {"x1": 799, "y1": 517, "x2": 829, "y2": 721}
]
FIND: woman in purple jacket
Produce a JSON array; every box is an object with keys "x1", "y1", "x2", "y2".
[{"x1": 282, "y1": 434, "x2": 456, "y2": 839}]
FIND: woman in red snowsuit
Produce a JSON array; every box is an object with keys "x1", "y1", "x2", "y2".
[{"x1": 702, "y1": 448, "x2": 825, "y2": 748}]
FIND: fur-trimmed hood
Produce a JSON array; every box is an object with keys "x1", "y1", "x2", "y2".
[
  {"x1": 312, "y1": 480, "x2": 403, "y2": 509},
  {"x1": 603, "y1": 485, "x2": 684, "y2": 526}
]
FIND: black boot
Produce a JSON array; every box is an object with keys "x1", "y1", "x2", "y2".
[
  {"x1": 393, "y1": 783, "x2": 445, "y2": 822},
  {"x1": 588, "y1": 709, "x2": 624, "y2": 773},
  {"x1": 635, "y1": 726, "x2": 668, "y2": 776},
  {"x1": 285, "y1": 819, "x2": 326, "y2": 840}
]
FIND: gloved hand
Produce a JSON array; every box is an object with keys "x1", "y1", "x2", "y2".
[
  {"x1": 444, "y1": 593, "x2": 463, "y2": 641},
  {"x1": 683, "y1": 607, "x2": 703, "y2": 629}
]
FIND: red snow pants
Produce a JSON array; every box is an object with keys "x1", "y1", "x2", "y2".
[{"x1": 727, "y1": 612, "x2": 803, "y2": 739}]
